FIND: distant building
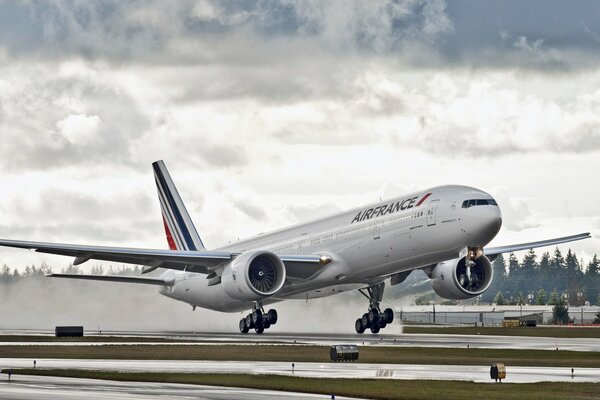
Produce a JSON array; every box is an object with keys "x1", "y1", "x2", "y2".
[{"x1": 398, "y1": 305, "x2": 600, "y2": 325}]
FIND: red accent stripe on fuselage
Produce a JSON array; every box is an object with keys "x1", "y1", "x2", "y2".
[
  {"x1": 416, "y1": 192, "x2": 432, "y2": 207},
  {"x1": 162, "y1": 215, "x2": 178, "y2": 250}
]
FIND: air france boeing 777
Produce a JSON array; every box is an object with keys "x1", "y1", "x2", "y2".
[{"x1": 0, "y1": 161, "x2": 590, "y2": 334}]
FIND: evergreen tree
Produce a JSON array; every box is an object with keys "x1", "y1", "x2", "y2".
[
  {"x1": 536, "y1": 288, "x2": 547, "y2": 305},
  {"x1": 550, "y1": 248, "x2": 566, "y2": 291},
  {"x1": 552, "y1": 297, "x2": 570, "y2": 325},
  {"x1": 585, "y1": 255, "x2": 599, "y2": 304},
  {"x1": 538, "y1": 252, "x2": 551, "y2": 291},
  {"x1": 0, "y1": 264, "x2": 10, "y2": 283},
  {"x1": 493, "y1": 291, "x2": 505, "y2": 305},
  {"x1": 549, "y1": 288, "x2": 560, "y2": 305},
  {"x1": 507, "y1": 252, "x2": 520, "y2": 295}
]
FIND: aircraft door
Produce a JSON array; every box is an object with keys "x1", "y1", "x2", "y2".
[
  {"x1": 373, "y1": 221, "x2": 381, "y2": 240},
  {"x1": 427, "y1": 200, "x2": 439, "y2": 226}
]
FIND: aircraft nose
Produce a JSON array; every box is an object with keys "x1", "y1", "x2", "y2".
[
  {"x1": 463, "y1": 202, "x2": 502, "y2": 246},
  {"x1": 479, "y1": 205, "x2": 502, "y2": 242}
]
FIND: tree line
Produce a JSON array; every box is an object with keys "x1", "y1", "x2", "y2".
[
  {"x1": 483, "y1": 248, "x2": 599, "y2": 306},
  {"x1": 0, "y1": 263, "x2": 142, "y2": 283}
]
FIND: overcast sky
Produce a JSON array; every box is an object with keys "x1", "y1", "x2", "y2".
[{"x1": 0, "y1": 0, "x2": 598, "y2": 269}]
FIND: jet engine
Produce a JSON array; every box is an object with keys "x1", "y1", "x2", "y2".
[
  {"x1": 430, "y1": 255, "x2": 493, "y2": 300},
  {"x1": 222, "y1": 250, "x2": 286, "y2": 301}
]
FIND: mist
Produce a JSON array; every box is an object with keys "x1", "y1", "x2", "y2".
[{"x1": 0, "y1": 270, "x2": 428, "y2": 334}]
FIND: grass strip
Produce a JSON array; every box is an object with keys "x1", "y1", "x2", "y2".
[
  {"x1": 403, "y1": 326, "x2": 600, "y2": 338},
  {"x1": 1, "y1": 345, "x2": 599, "y2": 368},
  {"x1": 3, "y1": 368, "x2": 600, "y2": 400}
]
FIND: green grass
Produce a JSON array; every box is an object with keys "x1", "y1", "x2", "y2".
[
  {"x1": 1, "y1": 344, "x2": 600, "y2": 368},
  {"x1": 403, "y1": 326, "x2": 600, "y2": 338},
  {"x1": 4, "y1": 369, "x2": 600, "y2": 400}
]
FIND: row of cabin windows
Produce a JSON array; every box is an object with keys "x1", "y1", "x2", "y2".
[{"x1": 272, "y1": 210, "x2": 425, "y2": 252}]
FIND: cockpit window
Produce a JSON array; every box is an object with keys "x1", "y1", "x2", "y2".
[{"x1": 462, "y1": 199, "x2": 498, "y2": 208}]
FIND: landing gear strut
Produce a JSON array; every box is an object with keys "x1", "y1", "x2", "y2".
[
  {"x1": 354, "y1": 282, "x2": 394, "y2": 334},
  {"x1": 239, "y1": 303, "x2": 278, "y2": 334}
]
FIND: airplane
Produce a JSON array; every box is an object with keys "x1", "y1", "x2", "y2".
[{"x1": 0, "y1": 161, "x2": 591, "y2": 334}]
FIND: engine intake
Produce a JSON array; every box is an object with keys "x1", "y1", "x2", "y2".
[
  {"x1": 222, "y1": 251, "x2": 286, "y2": 301},
  {"x1": 430, "y1": 255, "x2": 493, "y2": 300}
]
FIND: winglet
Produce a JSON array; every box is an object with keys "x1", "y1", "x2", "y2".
[{"x1": 153, "y1": 160, "x2": 206, "y2": 251}]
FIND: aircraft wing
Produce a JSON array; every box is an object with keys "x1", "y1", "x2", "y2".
[
  {"x1": 47, "y1": 273, "x2": 175, "y2": 286},
  {"x1": 485, "y1": 232, "x2": 591, "y2": 260},
  {"x1": 0, "y1": 239, "x2": 324, "y2": 277}
]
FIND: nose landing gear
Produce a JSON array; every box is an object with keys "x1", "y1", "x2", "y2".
[
  {"x1": 239, "y1": 303, "x2": 278, "y2": 334},
  {"x1": 354, "y1": 282, "x2": 394, "y2": 334}
]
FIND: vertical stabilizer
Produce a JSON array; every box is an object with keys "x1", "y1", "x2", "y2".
[{"x1": 152, "y1": 160, "x2": 206, "y2": 251}]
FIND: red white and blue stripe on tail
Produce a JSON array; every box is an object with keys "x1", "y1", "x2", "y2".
[{"x1": 153, "y1": 160, "x2": 205, "y2": 251}]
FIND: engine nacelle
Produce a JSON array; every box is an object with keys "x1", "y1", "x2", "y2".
[
  {"x1": 222, "y1": 250, "x2": 286, "y2": 301},
  {"x1": 430, "y1": 255, "x2": 493, "y2": 300}
]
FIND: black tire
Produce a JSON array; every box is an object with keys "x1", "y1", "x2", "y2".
[
  {"x1": 379, "y1": 320, "x2": 387, "y2": 329},
  {"x1": 255, "y1": 326, "x2": 265, "y2": 334},
  {"x1": 239, "y1": 319, "x2": 249, "y2": 333},
  {"x1": 361, "y1": 313, "x2": 370, "y2": 328},
  {"x1": 384, "y1": 308, "x2": 394, "y2": 324},
  {"x1": 263, "y1": 321, "x2": 271, "y2": 330},
  {"x1": 246, "y1": 314, "x2": 254, "y2": 329},
  {"x1": 355, "y1": 318, "x2": 365, "y2": 334},
  {"x1": 368, "y1": 308, "x2": 379, "y2": 325},
  {"x1": 252, "y1": 309, "x2": 263, "y2": 325},
  {"x1": 267, "y1": 309, "x2": 278, "y2": 325},
  {"x1": 370, "y1": 326, "x2": 380, "y2": 334}
]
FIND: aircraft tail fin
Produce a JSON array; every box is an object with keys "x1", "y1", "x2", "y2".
[{"x1": 152, "y1": 160, "x2": 206, "y2": 251}]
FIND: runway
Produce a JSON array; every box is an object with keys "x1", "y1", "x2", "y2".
[
  {"x1": 0, "y1": 374, "x2": 357, "y2": 400},
  {"x1": 2, "y1": 329, "x2": 600, "y2": 352},
  {"x1": 2, "y1": 358, "x2": 598, "y2": 383}
]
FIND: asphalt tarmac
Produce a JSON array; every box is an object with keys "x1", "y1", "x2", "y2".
[
  {"x1": 3, "y1": 329, "x2": 600, "y2": 352},
  {"x1": 1, "y1": 358, "x2": 598, "y2": 383},
  {"x1": 0, "y1": 374, "x2": 355, "y2": 400}
]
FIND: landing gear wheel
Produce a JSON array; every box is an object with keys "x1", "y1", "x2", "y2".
[
  {"x1": 239, "y1": 319, "x2": 249, "y2": 333},
  {"x1": 255, "y1": 325, "x2": 264, "y2": 334},
  {"x1": 355, "y1": 319, "x2": 365, "y2": 334},
  {"x1": 252, "y1": 309, "x2": 263, "y2": 325},
  {"x1": 267, "y1": 309, "x2": 278, "y2": 325},
  {"x1": 384, "y1": 308, "x2": 394, "y2": 324},
  {"x1": 262, "y1": 321, "x2": 271, "y2": 329},
  {"x1": 379, "y1": 320, "x2": 387, "y2": 329},
  {"x1": 370, "y1": 326, "x2": 380, "y2": 334},
  {"x1": 361, "y1": 313, "x2": 370, "y2": 329},
  {"x1": 245, "y1": 314, "x2": 254, "y2": 329},
  {"x1": 368, "y1": 308, "x2": 379, "y2": 325}
]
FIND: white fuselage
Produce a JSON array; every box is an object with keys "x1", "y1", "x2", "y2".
[{"x1": 159, "y1": 185, "x2": 503, "y2": 312}]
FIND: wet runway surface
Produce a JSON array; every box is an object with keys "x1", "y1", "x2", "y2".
[
  {"x1": 0, "y1": 374, "x2": 356, "y2": 400},
  {"x1": 2, "y1": 358, "x2": 599, "y2": 383},
  {"x1": 3, "y1": 329, "x2": 600, "y2": 352}
]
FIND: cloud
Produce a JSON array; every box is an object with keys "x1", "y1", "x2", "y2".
[
  {"x1": 0, "y1": 0, "x2": 598, "y2": 271},
  {"x1": 57, "y1": 113, "x2": 101, "y2": 143}
]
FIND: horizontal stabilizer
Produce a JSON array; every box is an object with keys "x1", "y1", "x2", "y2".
[{"x1": 47, "y1": 273, "x2": 174, "y2": 286}]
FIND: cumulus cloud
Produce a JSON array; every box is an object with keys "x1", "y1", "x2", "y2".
[
  {"x1": 57, "y1": 113, "x2": 101, "y2": 143},
  {"x1": 0, "y1": 0, "x2": 597, "y2": 270}
]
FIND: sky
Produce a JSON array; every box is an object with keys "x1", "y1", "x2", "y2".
[{"x1": 0, "y1": 0, "x2": 599, "y2": 270}]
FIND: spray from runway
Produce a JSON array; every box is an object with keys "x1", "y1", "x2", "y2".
[{"x1": 0, "y1": 267, "x2": 430, "y2": 334}]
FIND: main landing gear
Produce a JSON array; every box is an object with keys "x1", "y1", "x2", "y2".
[
  {"x1": 354, "y1": 282, "x2": 394, "y2": 334},
  {"x1": 239, "y1": 303, "x2": 278, "y2": 334}
]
